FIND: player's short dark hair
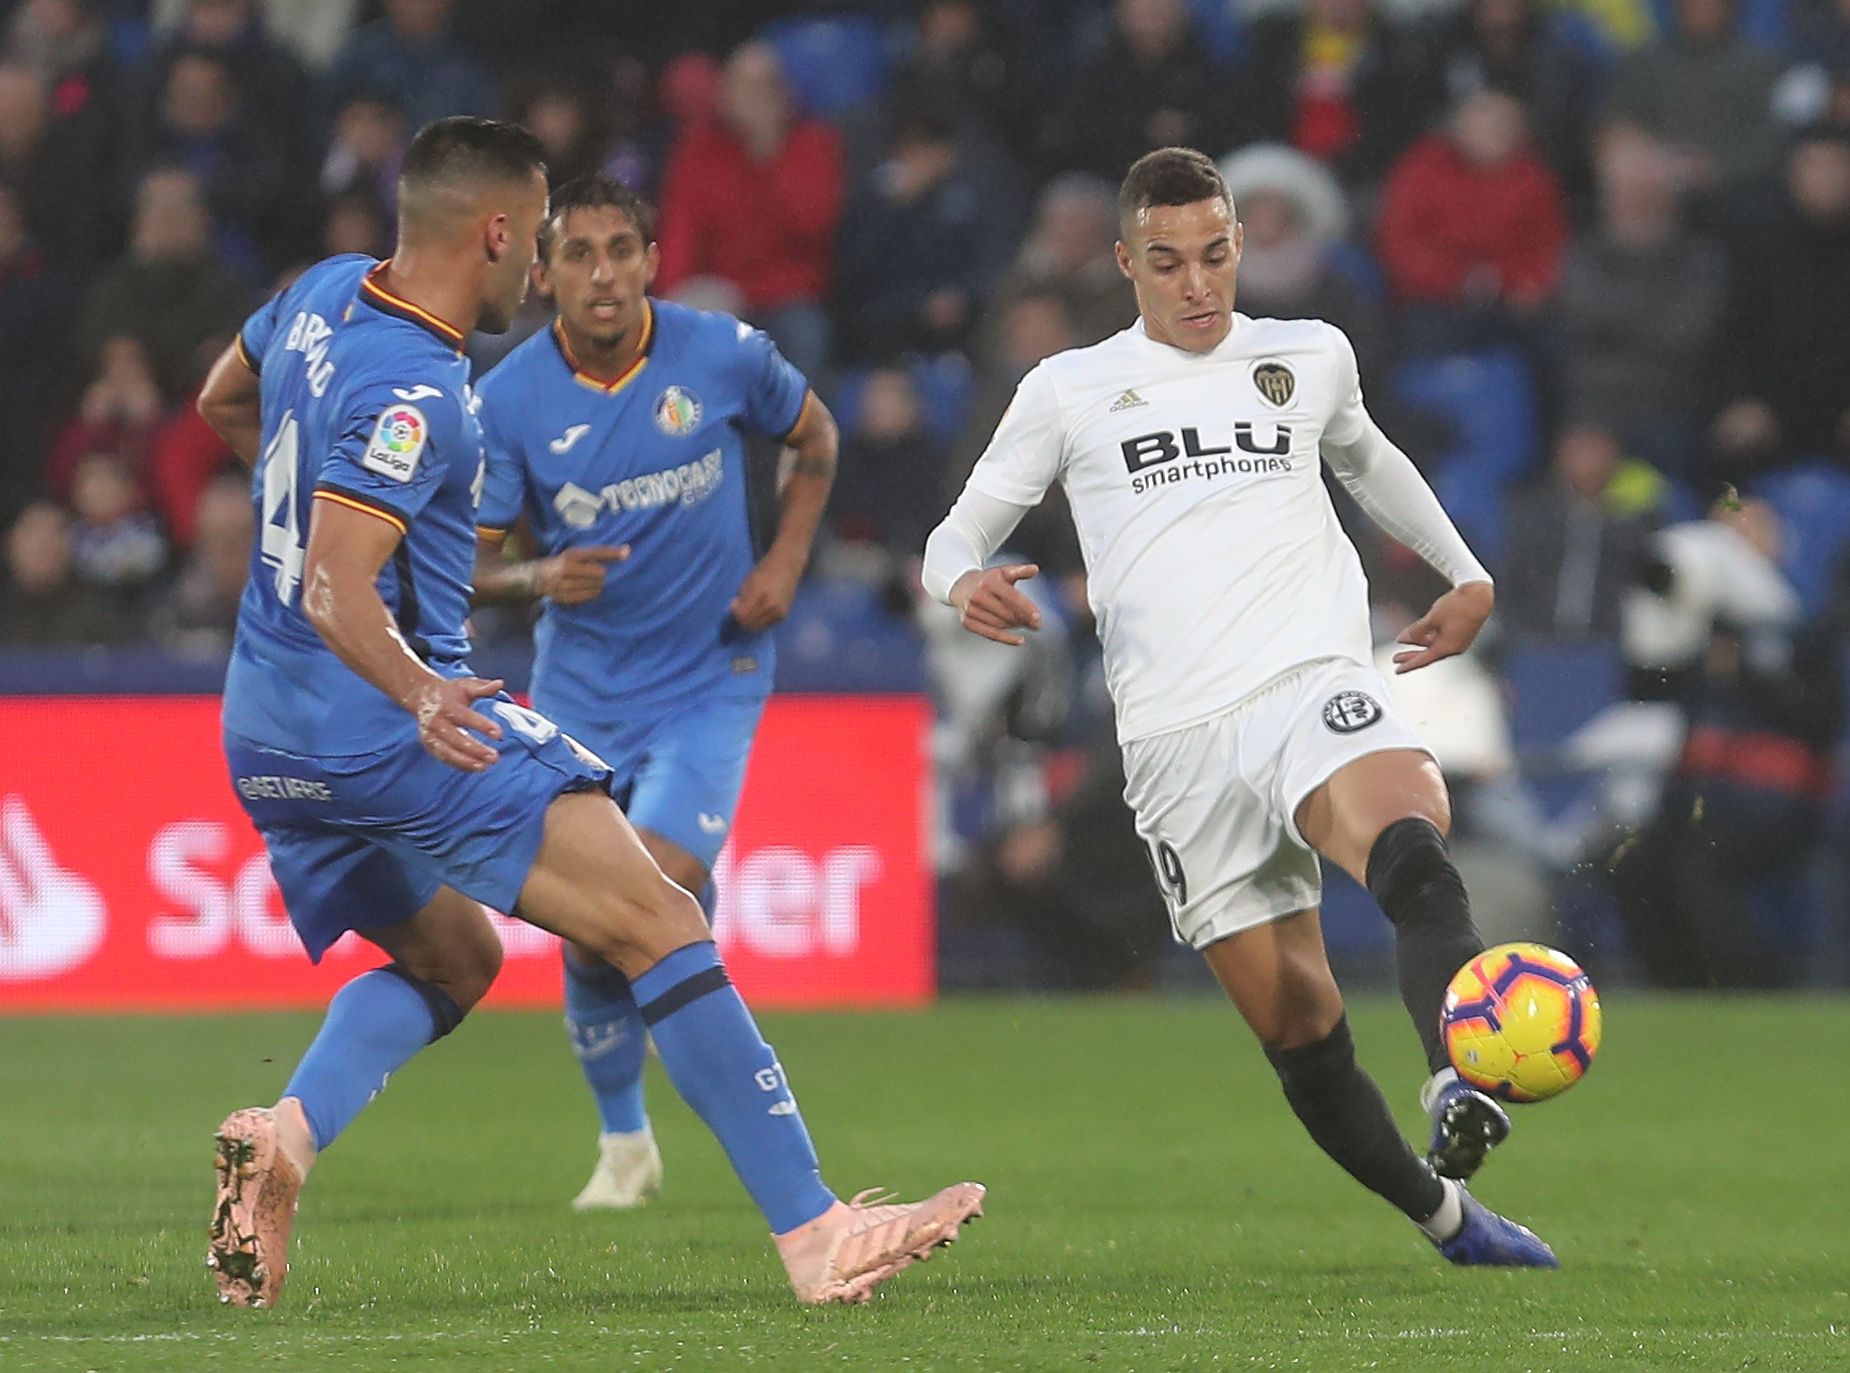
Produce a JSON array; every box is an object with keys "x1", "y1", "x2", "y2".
[
  {"x1": 398, "y1": 116, "x2": 547, "y2": 217},
  {"x1": 539, "y1": 172, "x2": 657, "y2": 260},
  {"x1": 1118, "y1": 147, "x2": 1232, "y2": 234}
]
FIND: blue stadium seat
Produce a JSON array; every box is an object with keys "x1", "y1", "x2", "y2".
[
  {"x1": 1752, "y1": 462, "x2": 1850, "y2": 620},
  {"x1": 1187, "y1": 0, "x2": 1246, "y2": 65},
  {"x1": 1649, "y1": 0, "x2": 1792, "y2": 51},
  {"x1": 771, "y1": 578, "x2": 924, "y2": 693},
  {"x1": 760, "y1": 15, "x2": 891, "y2": 119},
  {"x1": 826, "y1": 355, "x2": 973, "y2": 446},
  {"x1": 1502, "y1": 639, "x2": 1626, "y2": 754},
  {"x1": 1390, "y1": 347, "x2": 1540, "y2": 492}
]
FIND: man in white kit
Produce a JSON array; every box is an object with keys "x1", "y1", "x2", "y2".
[{"x1": 924, "y1": 147, "x2": 1555, "y2": 1266}]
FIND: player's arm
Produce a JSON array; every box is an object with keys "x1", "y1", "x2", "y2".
[
  {"x1": 471, "y1": 526, "x2": 629, "y2": 607},
  {"x1": 922, "y1": 362, "x2": 1064, "y2": 645},
  {"x1": 731, "y1": 390, "x2": 838, "y2": 633},
  {"x1": 302, "y1": 497, "x2": 506, "y2": 772},
  {"x1": 923, "y1": 488, "x2": 1042, "y2": 646},
  {"x1": 1321, "y1": 403, "x2": 1494, "y2": 674},
  {"x1": 196, "y1": 338, "x2": 264, "y2": 466}
]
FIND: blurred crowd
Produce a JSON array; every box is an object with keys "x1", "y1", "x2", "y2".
[{"x1": 2, "y1": 0, "x2": 1848, "y2": 987}]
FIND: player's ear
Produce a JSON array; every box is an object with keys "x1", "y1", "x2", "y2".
[
  {"x1": 483, "y1": 211, "x2": 511, "y2": 264},
  {"x1": 1232, "y1": 219, "x2": 1245, "y2": 263},
  {"x1": 642, "y1": 240, "x2": 661, "y2": 291},
  {"x1": 1114, "y1": 239, "x2": 1134, "y2": 281}
]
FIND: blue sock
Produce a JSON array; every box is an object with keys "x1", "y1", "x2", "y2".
[
  {"x1": 632, "y1": 941, "x2": 835, "y2": 1234},
  {"x1": 283, "y1": 966, "x2": 461, "y2": 1151},
  {"x1": 562, "y1": 947, "x2": 649, "y2": 1134}
]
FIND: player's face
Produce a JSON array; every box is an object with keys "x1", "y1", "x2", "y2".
[
  {"x1": 541, "y1": 205, "x2": 659, "y2": 349},
  {"x1": 479, "y1": 170, "x2": 549, "y2": 335},
  {"x1": 1116, "y1": 197, "x2": 1242, "y2": 354}
]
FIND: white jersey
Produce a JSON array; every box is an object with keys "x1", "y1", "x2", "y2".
[{"x1": 959, "y1": 315, "x2": 1482, "y2": 744}]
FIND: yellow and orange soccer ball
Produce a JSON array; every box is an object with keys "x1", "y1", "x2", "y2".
[{"x1": 1441, "y1": 943, "x2": 1602, "y2": 1103}]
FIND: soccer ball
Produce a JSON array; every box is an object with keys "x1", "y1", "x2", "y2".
[{"x1": 1440, "y1": 943, "x2": 1601, "y2": 1103}]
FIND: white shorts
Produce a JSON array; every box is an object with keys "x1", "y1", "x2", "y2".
[{"x1": 1120, "y1": 657, "x2": 1431, "y2": 950}]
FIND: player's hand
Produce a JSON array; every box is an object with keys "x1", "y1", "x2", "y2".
[
  {"x1": 1393, "y1": 581, "x2": 1494, "y2": 674},
  {"x1": 539, "y1": 545, "x2": 628, "y2": 606},
  {"x1": 731, "y1": 550, "x2": 802, "y2": 632},
  {"x1": 951, "y1": 563, "x2": 1042, "y2": 647},
  {"x1": 406, "y1": 676, "x2": 506, "y2": 772}
]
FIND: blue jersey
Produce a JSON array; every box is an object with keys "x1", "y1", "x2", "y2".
[
  {"x1": 475, "y1": 300, "x2": 809, "y2": 718},
  {"x1": 223, "y1": 254, "x2": 488, "y2": 757}
]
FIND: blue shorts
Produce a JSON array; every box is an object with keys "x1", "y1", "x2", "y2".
[
  {"x1": 543, "y1": 689, "x2": 768, "y2": 872},
  {"x1": 225, "y1": 697, "x2": 611, "y2": 961}
]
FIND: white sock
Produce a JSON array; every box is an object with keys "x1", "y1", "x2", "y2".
[
  {"x1": 1415, "y1": 1177, "x2": 1465, "y2": 1242},
  {"x1": 1419, "y1": 1066, "x2": 1459, "y2": 1115}
]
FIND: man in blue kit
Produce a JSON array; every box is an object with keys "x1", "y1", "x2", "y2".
[
  {"x1": 194, "y1": 120, "x2": 980, "y2": 1310},
  {"x1": 472, "y1": 173, "x2": 839, "y2": 1211}
]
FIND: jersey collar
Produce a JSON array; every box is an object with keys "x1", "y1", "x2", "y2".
[
  {"x1": 552, "y1": 299, "x2": 654, "y2": 395},
  {"x1": 358, "y1": 261, "x2": 468, "y2": 354}
]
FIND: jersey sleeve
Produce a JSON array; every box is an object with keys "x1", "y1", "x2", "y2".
[
  {"x1": 962, "y1": 362, "x2": 1065, "y2": 506},
  {"x1": 1321, "y1": 322, "x2": 1369, "y2": 448},
  {"x1": 472, "y1": 387, "x2": 526, "y2": 537},
  {"x1": 732, "y1": 319, "x2": 811, "y2": 440},
  {"x1": 312, "y1": 374, "x2": 461, "y2": 536},
  {"x1": 236, "y1": 289, "x2": 287, "y2": 375}
]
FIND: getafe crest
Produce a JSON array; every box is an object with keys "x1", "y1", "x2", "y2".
[
  {"x1": 1252, "y1": 361, "x2": 1295, "y2": 408},
  {"x1": 654, "y1": 386, "x2": 702, "y2": 436}
]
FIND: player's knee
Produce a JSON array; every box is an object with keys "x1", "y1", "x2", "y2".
[
  {"x1": 575, "y1": 877, "x2": 706, "y2": 972},
  {"x1": 1263, "y1": 1013, "x2": 1357, "y2": 1092}
]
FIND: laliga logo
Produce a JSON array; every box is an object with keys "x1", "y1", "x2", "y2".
[{"x1": 0, "y1": 796, "x2": 107, "y2": 980}]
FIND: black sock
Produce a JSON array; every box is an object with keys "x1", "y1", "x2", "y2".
[
  {"x1": 1264, "y1": 1015, "x2": 1446, "y2": 1222},
  {"x1": 1366, "y1": 818, "x2": 1484, "y2": 1075}
]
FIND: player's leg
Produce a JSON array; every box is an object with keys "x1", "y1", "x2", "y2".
[
  {"x1": 560, "y1": 693, "x2": 762, "y2": 1210},
  {"x1": 1199, "y1": 910, "x2": 1460, "y2": 1237},
  {"x1": 561, "y1": 828, "x2": 700, "y2": 1210},
  {"x1": 1201, "y1": 911, "x2": 1554, "y2": 1267},
  {"x1": 1285, "y1": 669, "x2": 1506, "y2": 1182},
  {"x1": 516, "y1": 789, "x2": 983, "y2": 1302},
  {"x1": 209, "y1": 816, "x2": 494, "y2": 1307}
]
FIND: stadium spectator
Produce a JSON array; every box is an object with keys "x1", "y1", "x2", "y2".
[
  {"x1": 1418, "y1": 0, "x2": 1610, "y2": 195},
  {"x1": 146, "y1": 0, "x2": 313, "y2": 161},
  {"x1": 655, "y1": 41, "x2": 841, "y2": 379},
  {"x1": 1607, "y1": 0, "x2": 1782, "y2": 190},
  {"x1": 75, "y1": 167, "x2": 251, "y2": 401},
  {"x1": 1041, "y1": 0, "x2": 1229, "y2": 181},
  {"x1": 506, "y1": 68, "x2": 611, "y2": 193},
  {"x1": 0, "y1": 178, "x2": 67, "y2": 517},
  {"x1": 890, "y1": 0, "x2": 1033, "y2": 150},
  {"x1": 1376, "y1": 89, "x2": 1568, "y2": 353},
  {"x1": 1710, "y1": 129, "x2": 1850, "y2": 472},
  {"x1": 1240, "y1": 0, "x2": 1431, "y2": 188},
  {"x1": 1219, "y1": 143, "x2": 1387, "y2": 378},
  {"x1": 829, "y1": 367, "x2": 949, "y2": 561},
  {"x1": 0, "y1": 499, "x2": 134, "y2": 644},
  {"x1": 950, "y1": 723, "x2": 1171, "y2": 990},
  {"x1": 1559, "y1": 126, "x2": 1723, "y2": 467},
  {"x1": 144, "y1": 386, "x2": 236, "y2": 549},
  {"x1": 836, "y1": 107, "x2": 1012, "y2": 361},
  {"x1": 2, "y1": 0, "x2": 121, "y2": 171},
  {"x1": 1497, "y1": 424, "x2": 1664, "y2": 639},
  {"x1": 149, "y1": 469, "x2": 250, "y2": 653},
  {"x1": 150, "y1": 0, "x2": 362, "y2": 69},
  {"x1": 67, "y1": 448, "x2": 166, "y2": 593},
  {"x1": 45, "y1": 335, "x2": 162, "y2": 501},
  {"x1": 321, "y1": 0, "x2": 494, "y2": 133},
  {"x1": 1612, "y1": 615, "x2": 1842, "y2": 988},
  {"x1": 990, "y1": 173, "x2": 1130, "y2": 350},
  {"x1": 131, "y1": 45, "x2": 292, "y2": 277},
  {"x1": 319, "y1": 93, "x2": 406, "y2": 225},
  {"x1": 318, "y1": 188, "x2": 389, "y2": 260},
  {"x1": 1622, "y1": 497, "x2": 1800, "y2": 701},
  {"x1": 0, "y1": 61, "x2": 101, "y2": 267}
]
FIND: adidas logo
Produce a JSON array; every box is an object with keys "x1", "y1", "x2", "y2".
[{"x1": 1109, "y1": 389, "x2": 1147, "y2": 412}]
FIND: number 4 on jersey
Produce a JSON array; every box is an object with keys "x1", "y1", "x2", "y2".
[{"x1": 259, "y1": 410, "x2": 305, "y2": 604}]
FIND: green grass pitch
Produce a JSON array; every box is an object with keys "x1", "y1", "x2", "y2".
[{"x1": 2, "y1": 996, "x2": 1846, "y2": 1371}]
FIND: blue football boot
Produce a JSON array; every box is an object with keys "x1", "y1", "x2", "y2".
[
  {"x1": 1423, "y1": 1069, "x2": 1511, "y2": 1181},
  {"x1": 1434, "y1": 1189, "x2": 1559, "y2": 1268}
]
